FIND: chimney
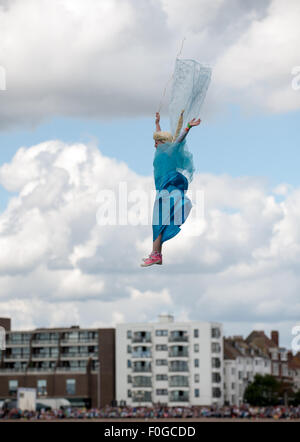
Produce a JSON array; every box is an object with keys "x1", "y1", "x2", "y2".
[
  {"x1": 271, "y1": 330, "x2": 279, "y2": 346},
  {"x1": 0, "y1": 318, "x2": 11, "y2": 331}
]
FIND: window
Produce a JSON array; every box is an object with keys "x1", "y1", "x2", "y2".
[
  {"x1": 127, "y1": 345, "x2": 132, "y2": 353},
  {"x1": 156, "y1": 389, "x2": 168, "y2": 396},
  {"x1": 128, "y1": 390, "x2": 132, "y2": 398},
  {"x1": 212, "y1": 387, "x2": 221, "y2": 398},
  {"x1": 156, "y1": 344, "x2": 168, "y2": 351},
  {"x1": 194, "y1": 374, "x2": 200, "y2": 383},
  {"x1": 231, "y1": 367, "x2": 235, "y2": 375},
  {"x1": 155, "y1": 330, "x2": 168, "y2": 337},
  {"x1": 231, "y1": 383, "x2": 235, "y2": 390},
  {"x1": 156, "y1": 359, "x2": 168, "y2": 366},
  {"x1": 37, "y1": 379, "x2": 47, "y2": 396},
  {"x1": 194, "y1": 389, "x2": 200, "y2": 397},
  {"x1": 212, "y1": 358, "x2": 221, "y2": 368},
  {"x1": 238, "y1": 371, "x2": 243, "y2": 380},
  {"x1": 127, "y1": 360, "x2": 132, "y2": 368},
  {"x1": 211, "y1": 327, "x2": 221, "y2": 338},
  {"x1": 66, "y1": 379, "x2": 76, "y2": 395},
  {"x1": 194, "y1": 344, "x2": 199, "y2": 353},
  {"x1": 127, "y1": 330, "x2": 132, "y2": 339},
  {"x1": 194, "y1": 359, "x2": 199, "y2": 368},
  {"x1": 127, "y1": 375, "x2": 132, "y2": 383},
  {"x1": 194, "y1": 329, "x2": 199, "y2": 338},
  {"x1": 156, "y1": 374, "x2": 168, "y2": 381},
  {"x1": 212, "y1": 373, "x2": 221, "y2": 383},
  {"x1": 212, "y1": 342, "x2": 221, "y2": 353},
  {"x1": 9, "y1": 380, "x2": 18, "y2": 396}
]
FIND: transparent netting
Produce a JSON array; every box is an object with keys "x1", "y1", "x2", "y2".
[{"x1": 169, "y1": 58, "x2": 212, "y2": 136}]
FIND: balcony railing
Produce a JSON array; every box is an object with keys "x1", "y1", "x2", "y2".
[
  {"x1": 31, "y1": 340, "x2": 59, "y2": 346},
  {"x1": 169, "y1": 350, "x2": 188, "y2": 358},
  {"x1": 4, "y1": 355, "x2": 29, "y2": 360},
  {"x1": 27, "y1": 367, "x2": 55, "y2": 373},
  {"x1": 132, "y1": 337, "x2": 152, "y2": 344},
  {"x1": 55, "y1": 367, "x2": 87, "y2": 373},
  {"x1": 132, "y1": 367, "x2": 152, "y2": 373},
  {"x1": 132, "y1": 352, "x2": 152, "y2": 359},
  {"x1": 169, "y1": 394, "x2": 189, "y2": 402},
  {"x1": 168, "y1": 336, "x2": 188, "y2": 343},
  {"x1": 169, "y1": 365, "x2": 189, "y2": 372},
  {"x1": 32, "y1": 355, "x2": 58, "y2": 360}
]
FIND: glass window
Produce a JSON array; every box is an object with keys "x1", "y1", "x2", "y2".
[
  {"x1": 156, "y1": 389, "x2": 168, "y2": 395},
  {"x1": 37, "y1": 379, "x2": 47, "y2": 396},
  {"x1": 66, "y1": 379, "x2": 76, "y2": 395},
  {"x1": 194, "y1": 344, "x2": 199, "y2": 352},
  {"x1": 194, "y1": 374, "x2": 200, "y2": 383},
  {"x1": 127, "y1": 360, "x2": 132, "y2": 368},
  {"x1": 156, "y1": 374, "x2": 168, "y2": 381},
  {"x1": 194, "y1": 359, "x2": 199, "y2": 368},
  {"x1": 9, "y1": 380, "x2": 18, "y2": 395},
  {"x1": 127, "y1": 345, "x2": 131, "y2": 353},
  {"x1": 156, "y1": 359, "x2": 168, "y2": 366},
  {"x1": 155, "y1": 330, "x2": 168, "y2": 336},
  {"x1": 194, "y1": 329, "x2": 199, "y2": 338},
  {"x1": 211, "y1": 328, "x2": 221, "y2": 338},
  {"x1": 194, "y1": 389, "x2": 200, "y2": 397},
  {"x1": 127, "y1": 330, "x2": 132, "y2": 339}
]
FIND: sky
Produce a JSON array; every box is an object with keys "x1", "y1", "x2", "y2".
[{"x1": 0, "y1": 0, "x2": 300, "y2": 348}]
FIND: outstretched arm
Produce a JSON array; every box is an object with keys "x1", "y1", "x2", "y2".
[
  {"x1": 155, "y1": 112, "x2": 161, "y2": 132},
  {"x1": 176, "y1": 118, "x2": 201, "y2": 143}
]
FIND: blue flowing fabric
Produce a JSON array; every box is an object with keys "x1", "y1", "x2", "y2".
[
  {"x1": 152, "y1": 139, "x2": 194, "y2": 243},
  {"x1": 152, "y1": 58, "x2": 212, "y2": 244}
]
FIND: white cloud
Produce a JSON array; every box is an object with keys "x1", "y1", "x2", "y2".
[
  {"x1": 0, "y1": 0, "x2": 299, "y2": 130},
  {"x1": 0, "y1": 139, "x2": 300, "y2": 346}
]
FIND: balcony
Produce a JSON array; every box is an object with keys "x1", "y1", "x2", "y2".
[
  {"x1": 132, "y1": 352, "x2": 151, "y2": 359},
  {"x1": 132, "y1": 366, "x2": 152, "y2": 373},
  {"x1": 55, "y1": 367, "x2": 87, "y2": 373},
  {"x1": 4, "y1": 355, "x2": 29, "y2": 361},
  {"x1": 132, "y1": 337, "x2": 151, "y2": 344},
  {"x1": 31, "y1": 340, "x2": 59, "y2": 346},
  {"x1": 60, "y1": 352, "x2": 97, "y2": 359},
  {"x1": 169, "y1": 391, "x2": 189, "y2": 402},
  {"x1": 169, "y1": 362, "x2": 189, "y2": 372},
  {"x1": 169, "y1": 376, "x2": 189, "y2": 387},
  {"x1": 0, "y1": 367, "x2": 27, "y2": 373},
  {"x1": 60, "y1": 339, "x2": 98, "y2": 346},
  {"x1": 169, "y1": 347, "x2": 188, "y2": 358},
  {"x1": 132, "y1": 392, "x2": 152, "y2": 403},
  {"x1": 32, "y1": 355, "x2": 58, "y2": 360},
  {"x1": 169, "y1": 332, "x2": 188, "y2": 343},
  {"x1": 27, "y1": 367, "x2": 55, "y2": 373}
]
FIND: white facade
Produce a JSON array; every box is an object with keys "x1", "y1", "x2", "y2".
[
  {"x1": 224, "y1": 355, "x2": 271, "y2": 406},
  {"x1": 116, "y1": 315, "x2": 223, "y2": 407}
]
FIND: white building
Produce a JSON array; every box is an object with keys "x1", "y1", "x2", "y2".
[
  {"x1": 223, "y1": 337, "x2": 271, "y2": 406},
  {"x1": 116, "y1": 315, "x2": 224, "y2": 407}
]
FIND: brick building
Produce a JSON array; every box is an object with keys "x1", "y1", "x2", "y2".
[{"x1": 0, "y1": 318, "x2": 115, "y2": 408}]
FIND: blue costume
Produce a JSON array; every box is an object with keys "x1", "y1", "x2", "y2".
[{"x1": 152, "y1": 58, "x2": 212, "y2": 244}]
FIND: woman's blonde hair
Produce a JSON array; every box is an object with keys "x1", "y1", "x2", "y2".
[{"x1": 153, "y1": 131, "x2": 173, "y2": 143}]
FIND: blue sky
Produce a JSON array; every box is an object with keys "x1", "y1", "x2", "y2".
[{"x1": 1, "y1": 104, "x2": 299, "y2": 212}]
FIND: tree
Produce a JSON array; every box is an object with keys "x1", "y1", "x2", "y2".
[{"x1": 244, "y1": 374, "x2": 281, "y2": 406}]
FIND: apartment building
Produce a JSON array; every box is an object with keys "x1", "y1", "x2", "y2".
[
  {"x1": 116, "y1": 315, "x2": 224, "y2": 407},
  {"x1": 0, "y1": 318, "x2": 115, "y2": 408},
  {"x1": 223, "y1": 336, "x2": 271, "y2": 405}
]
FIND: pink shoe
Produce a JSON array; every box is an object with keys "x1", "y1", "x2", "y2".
[{"x1": 141, "y1": 251, "x2": 162, "y2": 267}]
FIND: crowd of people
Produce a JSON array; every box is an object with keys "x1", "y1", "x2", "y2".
[{"x1": 1, "y1": 404, "x2": 300, "y2": 420}]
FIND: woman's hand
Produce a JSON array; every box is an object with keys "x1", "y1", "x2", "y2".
[
  {"x1": 155, "y1": 112, "x2": 160, "y2": 124},
  {"x1": 188, "y1": 118, "x2": 201, "y2": 127}
]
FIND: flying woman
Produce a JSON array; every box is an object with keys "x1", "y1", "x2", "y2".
[
  {"x1": 141, "y1": 58, "x2": 212, "y2": 267},
  {"x1": 141, "y1": 111, "x2": 200, "y2": 267}
]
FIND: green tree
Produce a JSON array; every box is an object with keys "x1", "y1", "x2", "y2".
[{"x1": 244, "y1": 374, "x2": 281, "y2": 406}]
